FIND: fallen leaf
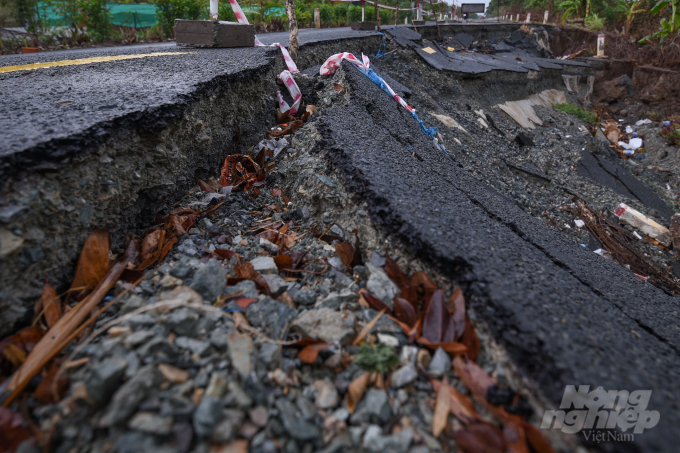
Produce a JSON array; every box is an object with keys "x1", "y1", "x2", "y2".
[
  {"x1": 333, "y1": 82, "x2": 344, "y2": 92},
  {"x1": 269, "y1": 120, "x2": 303, "y2": 137},
  {"x1": 274, "y1": 255, "x2": 293, "y2": 272},
  {"x1": 522, "y1": 420, "x2": 557, "y2": 453},
  {"x1": 210, "y1": 439, "x2": 248, "y2": 453},
  {"x1": 358, "y1": 289, "x2": 392, "y2": 314},
  {"x1": 504, "y1": 418, "x2": 530, "y2": 453},
  {"x1": 298, "y1": 343, "x2": 331, "y2": 363},
  {"x1": 335, "y1": 242, "x2": 355, "y2": 268},
  {"x1": 0, "y1": 407, "x2": 34, "y2": 453},
  {"x1": 0, "y1": 326, "x2": 44, "y2": 376},
  {"x1": 422, "y1": 289, "x2": 456, "y2": 343},
  {"x1": 158, "y1": 363, "x2": 189, "y2": 383},
  {"x1": 448, "y1": 288, "x2": 466, "y2": 340},
  {"x1": 452, "y1": 422, "x2": 505, "y2": 453},
  {"x1": 141, "y1": 229, "x2": 162, "y2": 257},
  {"x1": 271, "y1": 188, "x2": 291, "y2": 204},
  {"x1": 137, "y1": 230, "x2": 166, "y2": 271},
  {"x1": 453, "y1": 356, "x2": 498, "y2": 401},
  {"x1": 214, "y1": 249, "x2": 238, "y2": 261},
  {"x1": 384, "y1": 253, "x2": 409, "y2": 289},
  {"x1": 234, "y1": 262, "x2": 271, "y2": 296},
  {"x1": 234, "y1": 297, "x2": 259, "y2": 309},
  {"x1": 345, "y1": 372, "x2": 371, "y2": 413},
  {"x1": 38, "y1": 284, "x2": 61, "y2": 329},
  {"x1": 33, "y1": 361, "x2": 69, "y2": 403},
  {"x1": 410, "y1": 271, "x2": 438, "y2": 308},
  {"x1": 416, "y1": 337, "x2": 467, "y2": 355},
  {"x1": 4, "y1": 241, "x2": 139, "y2": 406},
  {"x1": 433, "y1": 377, "x2": 451, "y2": 437},
  {"x1": 2, "y1": 344, "x2": 26, "y2": 368},
  {"x1": 393, "y1": 297, "x2": 417, "y2": 327},
  {"x1": 434, "y1": 380, "x2": 482, "y2": 424},
  {"x1": 311, "y1": 226, "x2": 343, "y2": 244},
  {"x1": 155, "y1": 237, "x2": 178, "y2": 265},
  {"x1": 69, "y1": 229, "x2": 110, "y2": 299},
  {"x1": 353, "y1": 309, "x2": 386, "y2": 346},
  {"x1": 460, "y1": 317, "x2": 480, "y2": 362}
]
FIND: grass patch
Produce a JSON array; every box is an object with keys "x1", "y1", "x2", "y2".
[
  {"x1": 353, "y1": 343, "x2": 398, "y2": 374},
  {"x1": 554, "y1": 103, "x2": 598, "y2": 124}
]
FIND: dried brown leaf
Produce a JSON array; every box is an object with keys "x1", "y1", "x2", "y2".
[
  {"x1": 274, "y1": 255, "x2": 293, "y2": 271},
  {"x1": 433, "y1": 377, "x2": 451, "y2": 437},
  {"x1": 384, "y1": 253, "x2": 409, "y2": 289},
  {"x1": 33, "y1": 362, "x2": 69, "y2": 403},
  {"x1": 0, "y1": 407, "x2": 34, "y2": 453},
  {"x1": 460, "y1": 317, "x2": 480, "y2": 362},
  {"x1": 335, "y1": 242, "x2": 355, "y2": 268},
  {"x1": 523, "y1": 420, "x2": 557, "y2": 453},
  {"x1": 448, "y1": 288, "x2": 466, "y2": 340},
  {"x1": 422, "y1": 289, "x2": 455, "y2": 344},
  {"x1": 358, "y1": 289, "x2": 392, "y2": 315},
  {"x1": 453, "y1": 356, "x2": 498, "y2": 401},
  {"x1": 39, "y1": 284, "x2": 61, "y2": 329},
  {"x1": 451, "y1": 422, "x2": 505, "y2": 453},
  {"x1": 234, "y1": 262, "x2": 271, "y2": 296},
  {"x1": 353, "y1": 308, "x2": 386, "y2": 346},
  {"x1": 298, "y1": 343, "x2": 331, "y2": 364},
  {"x1": 345, "y1": 372, "x2": 371, "y2": 414},
  {"x1": 504, "y1": 418, "x2": 530, "y2": 453},
  {"x1": 4, "y1": 240, "x2": 138, "y2": 406},
  {"x1": 393, "y1": 297, "x2": 417, "y2": 327},
  {"x1": 69, "y1": 229, "x2": 110, "y2": 299}
]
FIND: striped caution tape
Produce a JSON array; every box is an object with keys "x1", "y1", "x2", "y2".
[
  {"x1": 228, "y1": 0, "x2": 301, "y2": 113},
  {"x1": 320, "y1": 52, "x2": 448, "y2": 155}
]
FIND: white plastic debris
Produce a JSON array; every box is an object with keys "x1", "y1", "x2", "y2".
[
  {"x1": 614, "y1": 203, "x2": 671, "y2": 246},
  {"x1": 594, "y1": 249, "x2": 612, "y2": 260},
  {"x1": 618, "y1": 138, "x2": 643, "y2": 150},
  {"x1": 625, "y1": 126, "x2": 634, "y2": 133},
  {"x1": 256, "y1": 138, "x2": 288, "y2": 159},
  {"x1": 636, "y1": 119, "x2": 652, "y2": 126},
  {"x1": 574, "y1": 219, "x2": 585, "y2": 228}
]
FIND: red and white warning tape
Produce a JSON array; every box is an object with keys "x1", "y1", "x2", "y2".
[
  {"x1": 320, "y1": 52, "x2": 414, "y2": 114},
  {"x1": 228, "y1": 0, "x2": 301, "y2": 114}
]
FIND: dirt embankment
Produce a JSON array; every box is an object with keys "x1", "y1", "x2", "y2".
[{"x1": 547, "y1": 26, "x2": 680, "y2": 116}]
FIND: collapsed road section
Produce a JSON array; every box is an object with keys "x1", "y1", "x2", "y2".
[{"x1": 1, "y1": 23, "x2": 679, "y2": 453}]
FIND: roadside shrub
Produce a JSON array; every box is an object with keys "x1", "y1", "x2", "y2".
[
  {"x1": 334, "y1": 3, "x2": 348, "y2": 23},
  {"x1": 348, "y1": 5, "x2": 362, "y2": 22},
  {"x1": 218, "y1": 2, "x2": 237, "y2": 22},
  {"x1": 554, "y1": 102, "x2": 597, "y2": 123},
  {"x1": 379, "y1": 8, "x2": 392, "y2": 24},
  {"x1": 155, "y1": 0, "x2": 205, "y2": 38},
  {"x1": 78, "y1": 0, "x2": 111, "y2": 42},
  {"x1": 585, "y1": 13, "x2": 605, "y2": 30},
  {"x1": 316, "y1": 3, "x2": 334, "y2": 25}
]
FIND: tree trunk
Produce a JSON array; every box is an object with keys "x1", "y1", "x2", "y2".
[{"x1": 285, "y1": 0, "x2": 299, "y2": 63}]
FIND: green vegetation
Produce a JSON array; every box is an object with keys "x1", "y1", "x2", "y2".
[
  {"x1": 1, "y1": 0, "x2": 415, "y2": 52},
  {"x1": 660, "y1": 116, "x2": 680, "y2": 147},
  {"x1": 554, "y1": 102, "x2": 598, "y2": 123},
  {"x1": 353, "y1": 343, "x2": 399, "y2": 374},
  {"x1": 487, "y1": 0, "x2": 680, "y2": 47}
]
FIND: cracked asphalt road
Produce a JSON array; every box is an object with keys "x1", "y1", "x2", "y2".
[{"x1": 319, "y1": 61, "x2": 680, "y2": 453}]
